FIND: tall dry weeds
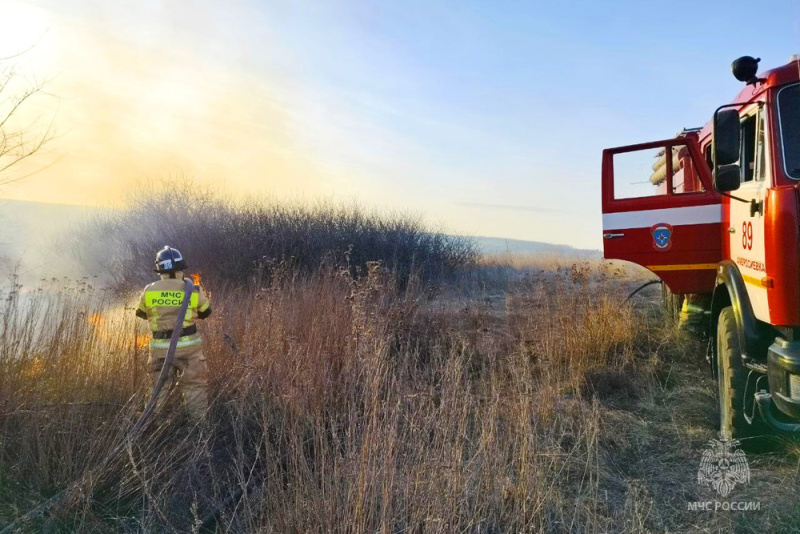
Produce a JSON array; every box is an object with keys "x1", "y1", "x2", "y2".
[{"x1": 0, "y1": 263, "x2": 676, "y2": 532}]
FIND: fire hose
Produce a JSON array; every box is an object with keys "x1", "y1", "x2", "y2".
[
  {"x1": 625, "y1": 279, "x2": 663, "y2": 302},
  {"x1": 1, "y1": 278, "x2": 196, "y2": 533}
]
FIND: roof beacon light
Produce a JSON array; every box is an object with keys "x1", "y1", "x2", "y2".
[{"x1": 731, "y1": 56, "x2": 760, "y2": 84}]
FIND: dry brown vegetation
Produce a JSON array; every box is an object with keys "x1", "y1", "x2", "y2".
[
  {"x1": 71, "y1": 185, "x2": 477, "y2": 291},
  {"x1": 2, "y1": 259, "x2": 800, "y2": 532}
]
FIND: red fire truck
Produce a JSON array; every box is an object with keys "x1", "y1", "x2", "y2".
[{"x1": 602, "y1": 55, "x2": 800, "y2": 440}]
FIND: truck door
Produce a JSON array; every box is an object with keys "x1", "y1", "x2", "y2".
[
  {"x1": 601, "y1": 136, "x2": 722, "y2": 294},
  {"x1": 728, "y1": 106, "x2": 770, "y2": 322}
]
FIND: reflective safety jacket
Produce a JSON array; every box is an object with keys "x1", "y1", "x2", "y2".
[{"x1": 135, "y1": 272, "x2": 211, "y2": 338}]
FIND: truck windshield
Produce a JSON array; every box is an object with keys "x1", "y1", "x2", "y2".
[{"x1": 779, "y1": 83, "x2": 800, "y2": 179}]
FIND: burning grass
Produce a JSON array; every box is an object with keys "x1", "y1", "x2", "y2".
[{"x1": 1, "y1": 262, "x2": 800, "y2": 532}]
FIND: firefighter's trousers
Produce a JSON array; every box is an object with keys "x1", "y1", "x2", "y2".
[
  {"x1": 679, "y1": 294, "x2": 710, "y2": 334},
  {"x1": 148, "y1": 335, "x2": 209, "y2": 421}
]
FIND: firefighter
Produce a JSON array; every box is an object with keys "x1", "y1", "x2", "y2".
[
  {"x1": 135, "y1": 246, "x2": 212, "y2": 421},
  {"x1": 679, "y1": 294, "x2": 710, "y2": 335}
]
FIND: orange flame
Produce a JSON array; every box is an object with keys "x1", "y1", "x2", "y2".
[
  {"x1": 133, "y1": 334, "x2": 150, "y2": 350},
  {"x1": 87, "y1": 313, "x2": 105, "y2": 326},
  {"x1": 86, "y1": 312, "x2": 149, "y2": 350},
  {"x1": 27, "y1": 357, "x2": 42, "y2": 378},
  {"x1": 191, "y1": 272, "x2": 211, "y2": 300}
]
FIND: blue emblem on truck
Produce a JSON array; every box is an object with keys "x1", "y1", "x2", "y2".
[{"x1": 651, "y1": 223, "x2": 673, "y2": 251}]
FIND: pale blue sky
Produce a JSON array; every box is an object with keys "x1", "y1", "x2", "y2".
[{"x1": 4, "y1": 0, "x2": 800, "y2": 248}]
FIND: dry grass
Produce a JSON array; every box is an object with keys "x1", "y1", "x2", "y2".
[{"x1": 1, "y1": 261, "x2": 799, "y2": 532}]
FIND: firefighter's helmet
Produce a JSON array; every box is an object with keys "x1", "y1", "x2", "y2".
[{"x1": 154, "y1": 246, "x2": 187, "y2": 273}]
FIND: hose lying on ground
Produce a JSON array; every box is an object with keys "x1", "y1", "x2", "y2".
[
  {"x1": 625, "y1": 279, "x2": 663, "y2": 302},
  {"x1": 0, "y1": 278, "x2": 196, "y2": 534}
]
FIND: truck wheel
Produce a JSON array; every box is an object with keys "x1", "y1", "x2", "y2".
[{"x1": 717, "y1": 306, "x2": 758, "y2": 439}]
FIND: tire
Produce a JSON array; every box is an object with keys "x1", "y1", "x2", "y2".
[{"x1": 717, "y1": 306, "x2": 764, "y2": 440}]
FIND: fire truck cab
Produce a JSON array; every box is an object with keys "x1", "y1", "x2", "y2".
[{"x1": 601, "y1": 56, "x2": 800, "y2": 440}]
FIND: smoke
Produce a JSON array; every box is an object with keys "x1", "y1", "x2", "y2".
[
  {"x1": 2, "y1": 1, "x2": 329, "y2": 206},
  {"x1": 0, "y1": 199, "x2": 100, "y2": 286}
]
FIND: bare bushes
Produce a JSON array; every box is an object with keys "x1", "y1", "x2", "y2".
[{"x1": 74, "y1": 185, "x2": 477, "y2": 291}]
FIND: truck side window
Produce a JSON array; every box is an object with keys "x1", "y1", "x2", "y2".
[
  {"x1": 741, "y1": 115, "x2": 757, "y2": 182},
  {"x1": 612, "y1": 144, "x2": 705, "y2": 200},
  {"x1": 778, "y1": 84, "x2": 800, "y2": 179},
  {"x1": 755, "y1": 110, "x2": 767, "y2": 182},
  {"x1": 613, "y1": 148, "x2": 668, "y2": 199},
  {"x1": 670, "y1": 145, "x2": 706, "y2": 194}
]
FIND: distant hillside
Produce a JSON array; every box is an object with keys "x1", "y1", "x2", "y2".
[{"x1": 470, "y1": 235, "x2": 601, "y2": 258}]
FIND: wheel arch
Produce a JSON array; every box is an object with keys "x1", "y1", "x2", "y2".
[{"x1": 710, "y1": 260, "x2": 760, "y2": 370}]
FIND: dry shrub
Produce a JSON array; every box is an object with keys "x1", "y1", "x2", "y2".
[
  {"x1": 1, "y1": 261, "x2": 668, "y2": 532},
  {"x1": 70, "y1": 182, "x2": 477, "y2": 292}
]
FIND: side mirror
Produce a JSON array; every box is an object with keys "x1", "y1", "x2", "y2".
[
  {"x1": 715, "y1": 163, "x2": 741, "y2": 193},
  {"x1": 713, "y1": 108, "x2": 740, "y2": 166}
]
